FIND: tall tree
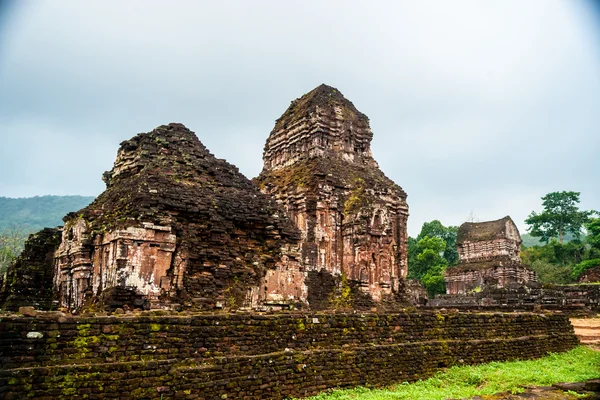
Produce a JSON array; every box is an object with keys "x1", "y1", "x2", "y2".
[
  {"x1": 416, "y1": 220, "x2": 459, "y2": 266},
  {"x1": 411, "y1": 236, "x2": 448, "y2": 296},
  {"x1": 525, "y1": 191, "x2": 595, "y2": 243},
  {"x1": 586, "y1": 217, "x2": 600, "y2": 251},
  {"x1": 407, "y1": 220, "x2": 460, "y2": 296}
]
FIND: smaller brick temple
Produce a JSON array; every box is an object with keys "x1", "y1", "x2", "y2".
[{"x1": 444, "y1": 216, "x2": 537, "y2": 294}]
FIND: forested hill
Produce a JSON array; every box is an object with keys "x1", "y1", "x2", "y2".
[
  {"x1": 521, "y1": 232, "x2": 586, "y2": 248},
  {"x1": 0, "y1": 195, "x2": 96, "y2": 232}
]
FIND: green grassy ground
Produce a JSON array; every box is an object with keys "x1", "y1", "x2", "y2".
[{"x1": 304, "y1": 346, "x2": 600, "y2": 400}]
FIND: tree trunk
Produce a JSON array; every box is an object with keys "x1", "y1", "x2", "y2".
[{"x1": 559, "y1": 229, "x2": 563, "y2": 244}]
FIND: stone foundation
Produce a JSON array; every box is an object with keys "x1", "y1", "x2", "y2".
[
  {"x1": 445, "y1": 262, "x2": 538, "y2": 295},
  {"x1": 430, "y1": 283, "x2": 600, "y2": 313},
  {"x1": 0, "y1": 310, "x2": 578, "y2": 399}
]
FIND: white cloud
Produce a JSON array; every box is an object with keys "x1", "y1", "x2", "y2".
[{"x1": 0, "y1": 0, "x2": 598, "y2": 236}]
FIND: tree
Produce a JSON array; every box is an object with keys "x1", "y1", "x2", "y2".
[
  {"x1": 525, "y1": 191, "x2": 595, "y2": 244},
  {"x1": 586, "y1": 218, "x2": 600, "y2": 252},
  {"x1": 416, "y1": 220, "x2": 459, "y2": 266},
  {"x1": 407, "y1": 220, "x2": 459, "y2": 296},
  {"x1": 408, "y1": 236, "x2": 448, "y2": 296},
  {"x1": 0, "y1": 225, "x2": 28, "y2": 275},
  {"x1": 571, "y1": 218, "x2": 600, "y2": 280}
]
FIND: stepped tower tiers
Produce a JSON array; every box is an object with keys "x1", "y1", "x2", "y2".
[
  {"x1": 256, "y1": 84, "x2": 409, "y2": 307},
  {"x1": 54, "y1": 123, "x2": 304, "y2": 311},
  {"x1": 444, "y1": 216, "x2": 538, "y2": 295}
]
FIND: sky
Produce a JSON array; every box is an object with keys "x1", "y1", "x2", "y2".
[{"x1": 0, "y1": 0, "x2": 599, "y2": 237}]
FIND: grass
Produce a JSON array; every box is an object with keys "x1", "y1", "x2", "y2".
[{"x1": 304, "y1": 346, "x2": 600, "y2": 400}]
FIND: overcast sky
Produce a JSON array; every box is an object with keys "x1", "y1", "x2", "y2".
[{"x1": 0, "y1": 1, "x2": 599, "y2": 236}]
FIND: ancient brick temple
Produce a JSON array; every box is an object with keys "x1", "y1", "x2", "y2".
[
  {"x1": 444, "y1": 216, "x2": 537, "y2": 294},
  {"x1": 53, "y1": 123, "x2": 304, "y2": 311},
  {"x1": 255, "y1": 84, "x2": 409, "y2": 307}
]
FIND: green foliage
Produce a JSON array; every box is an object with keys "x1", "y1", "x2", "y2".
[
  {"x1": 521, "y1": 232, "x2": 586, "y2": 248},
  {"x1": 567, "y1": 218, "x2": 600, "y2": 279},
  {"x1": 408, "y1": 220, "x2": 458, "y2": 296},
  {"x1": 420, "y1": 269, "x2": 446, "y2": 296},
  {"x1": 329, "y1": 273, "x2": 353, "y2": 309},
  {"x1": 416, "y1": 220, "x2": 459, "y2": 265},
  {"x1": 521, "y1": 233, "x2": 542, "y2": 248},
  {"x1": 529, "y1": 259, "x2": 573, "y2": 284},
  {"x1": 0, "y1": 225, "x2": 29, "y2": 275},
  {"x1": 521, "y1": 239, "x2": 590, "y2": 284},
  {"x1": 304, "y1": 346, "x2": 600, "y2": 400},
  {"x1": 586, "y1": 218, "x2": 600, "y2": 251},
  {"x1": 409, "y1": 236, "x2": 448, "y2": 296},
  {"x1": 525, "y1": 191, "x2": 595, "y2": 244},
  {"x1": 572, "y1": 258, "x2": 600, "y2": 280}
]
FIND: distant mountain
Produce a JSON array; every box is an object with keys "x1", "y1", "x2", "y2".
[
  {"x1": 0, "y1": 195, "x2": 96, "y2": 232},
  {"x1": 521, "y1": 232, "x2": 587, "y2": 247},
  {"x1": 521, "y1": 233, "x2": 542, "y2": 247}
]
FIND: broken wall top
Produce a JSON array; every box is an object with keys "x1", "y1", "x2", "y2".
[
  {"x1": 456, "y1": 216, "x2": 521, "y2": 245},
  {"x1": 263, "y1": 84, "x2": 379, "y2": 171},
  {"x1": 258, "y1": 85, "x2": 407, "y2": 204},
  {"x1": 66, "y1": 123, "x2": 300, "y2": 268}
]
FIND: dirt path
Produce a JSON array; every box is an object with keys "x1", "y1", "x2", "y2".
[{"x1": 469, "y1": 386, "x2": 595, "y2": 399}]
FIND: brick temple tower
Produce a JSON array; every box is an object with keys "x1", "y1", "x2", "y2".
[{"x1": 256, "y1": 84, "x2": 409, "y2": 308}]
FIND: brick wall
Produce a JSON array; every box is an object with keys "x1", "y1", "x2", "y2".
[
  {"x1": 0, "y1": 310, "x2": 578, "y2": 400},
  {"x1": 430, "y1": 283, "x2": 600, "y2": 313}
]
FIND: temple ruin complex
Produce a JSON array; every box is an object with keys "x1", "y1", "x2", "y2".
[{"x1": 1, "y1": 85, "x2": 412, "y2": 312}]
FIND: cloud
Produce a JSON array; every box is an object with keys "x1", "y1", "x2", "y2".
[{"x1": 0, "y1": 0, "x2": 599, "y2": 236}]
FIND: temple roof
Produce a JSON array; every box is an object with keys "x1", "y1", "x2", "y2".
[
  {"x1": 66, "y1": 123, "x2": 300, "y2": 267},
  {"x1": 456, "y1": 216, "x2": 518, "y2": 245},
  {"x1": 272, "y1": 84, "x2": 367, "y2": 132},
  {"x1": 257, "y1": 85, "x2": 407, "y2": 204}
]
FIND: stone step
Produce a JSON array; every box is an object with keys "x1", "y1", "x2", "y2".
[
  {"x1": 569, "y1": 318, "x2": 600, "y2": 345},
  {"x1": 575, "y1": 326, "x2": 600, "y2": 331},
  {"x1": 575, "y1": 328, "x2": 600, "y2": 335},
  {"x1": 576, "y1": 335, "x2": 600, "y2": 341},
  {"x1": 579, "y1": 339, "x2": 600, "y2": 345},
  {"x1": 570, "y1": 318, "x2": 600, "y2": 327},
  {"x1": 571, "y1": 323, "x2": 600, "y2": 329}
]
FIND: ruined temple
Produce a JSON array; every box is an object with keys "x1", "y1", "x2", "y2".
[
  {"x1": 444, "y1": 216, "x2": 537, "y2": 294},
  {"x1": 255, "y1": 84, "x2": 409, "y2": 307},
  {"x1": 53, "y1": 123, "x2": 304, "y2": 311}
]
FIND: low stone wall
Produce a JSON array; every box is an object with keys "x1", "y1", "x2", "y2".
[
  {"x1": 0, "y1": 310, "x2": 578, "y2": 400},
  {"x1": 430, "y1": 283, "x2": 600, "y2": 313}
]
